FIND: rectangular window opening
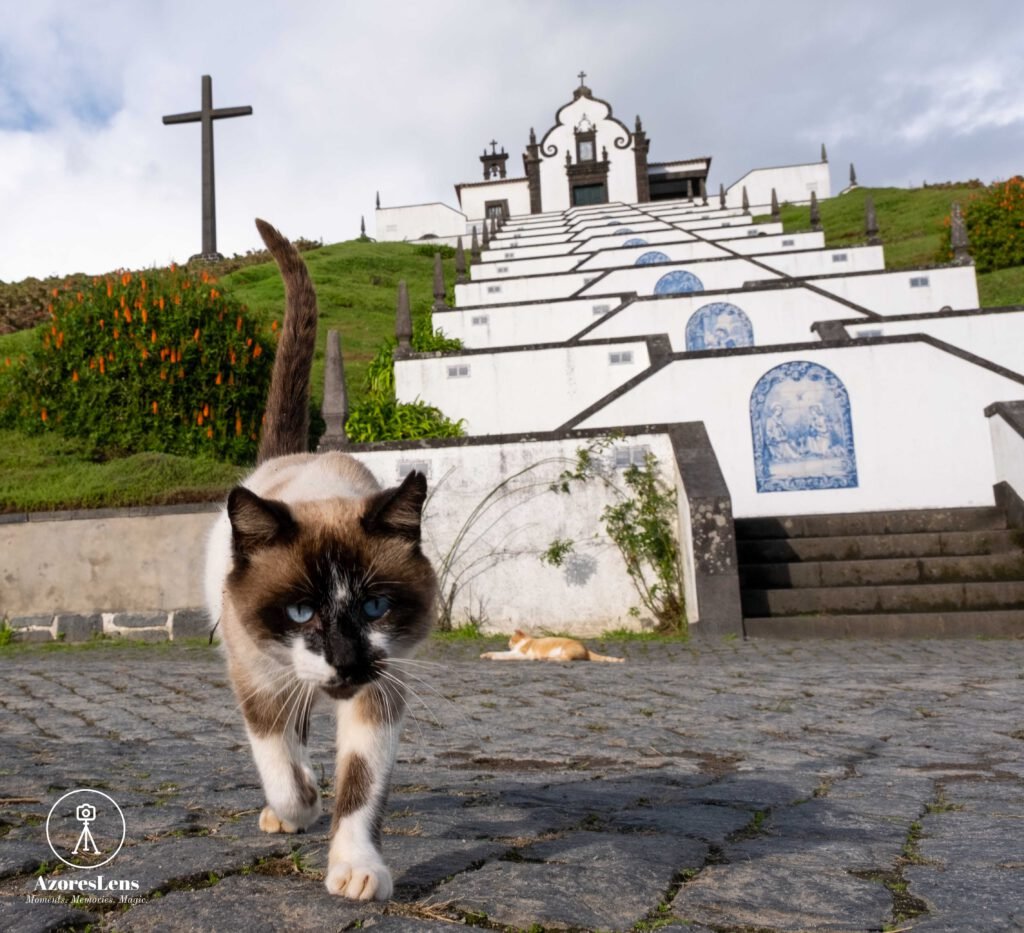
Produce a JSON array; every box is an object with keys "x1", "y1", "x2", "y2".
[
  {"x1": 470, "y1": 315, "x2": 489, "y2": 326},
  {"x1": 446, "y1": 364, "x2": 470, "y2": 379},
  {"x1": 592, "y1": 304, "x2": 611, "y2": 316},
  {"x1": 782, "y1": 238, "x2": 795, "y2": 247},
  {"x1": 909, "y1": 276, "x2": 930, "y2": 288},
  {"x1": 486, "y1": 285, "x2": 502, "y2": 294},
  {"x1": 832, "y1": 253, "x2": 848, "y2": 262},
  {"x1": 613, "y1": 445, "x2": 650, "y2": 468},
  {"x1": 608, "y1": 351, "x2": 634, "y2": 365}
]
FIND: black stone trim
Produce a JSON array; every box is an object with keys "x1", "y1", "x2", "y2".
[
  {"x1": 665, "y1": 422, "x2": 742, "y2": 637},
  {"x1": 984, "y1": 400, "x2": 1024, "y2": 441},
  {"x1": 1, "y1": 501, "x2": 222, "y2": 525},
  {"x1": 648, "y1": 157, "x2": 712, "y2": 168},
  {"x1": 396, "y1": 332, "x2": 666, "y2": 360},
  {"x1": 454, "y1": 176, "x2": 529, "y2": 192},
  {"x1": 828, "y1": 304, "x2": 1024, "y2": 327},
  {"x1": 994, "y1": 482, "x2": 1024, "y2": 531},
  {"x1": 560, "y1": 333, "x2": 1024, "y2": 433}
]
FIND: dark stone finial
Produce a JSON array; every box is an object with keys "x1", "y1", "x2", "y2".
[
  {"x1": 741, "y1": 186, "x2": 750, "y2": 215},
  {"x1": 821, "y1": 142, "x2": 828, "y2": 163},
  {"x1": 529, "y1": 127, "x2": 537, "y2": 146},
  {"x1": 770, "y1": 188, "x2": 780, "y2": 223},
  {"x1": 810, "y1": 191, "x2": 822, "y2": 231},
  {"x1": 455, "y1": 236, "x2": 467, "y2": 284},
  {"x1": 719, "y1": 182, "x2": 726, "y2": 210},
  {"x1": 432, "y1": 252, "x2": 446, "y2": 311},
  {"x1": 375, "y1": 190, "x2": 380, "y2": 209},
  {"x1": 321, "y1": 329, "x2": 348, "y2": 444},
  {"x1": 601, "y1": 145, "x2": 608, "y2": 162},
  {"x1": 490, "y1": 216, "x2": 497, "y2": 237},
  {"x1": 849, "y1": 163, "x2": 858, "y2": 187},
  {"x1": 700, "y1": 178, "x2": 708, "y2": 206},
  {"x1": 865, "y1": 195, "x2": 880, "y2": 245},
  {"x1": 482, "y1": 220, "x2": 490, "y2": 249},
  {"x1": 635, "y1": 114, "x2": 643, "y2": 132},
  {"x1": 395, "y1": 281, "x2": 412, "y2": 354},
  {"x1": 471, "y1": 225, "x2": 481, "y2": 262},
  {"x1": 360, "y1": 215, "x2": 366, "y2": 238},
  {"x1": 565, "y1": 149, "x2": 572, "y2": 166},
  {"x1": 951, "y1": 202, "x2": 971, "y2": 265}
]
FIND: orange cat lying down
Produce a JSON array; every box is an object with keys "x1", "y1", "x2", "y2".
[{"x1": 480, "y1": 630, "x2": 625, "y2": 663}]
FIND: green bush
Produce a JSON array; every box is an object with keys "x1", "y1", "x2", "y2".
[
  {"x1": 937, "y1": 176, "x2": 1024, "y2": 273},
  {"x1": 0, "y1": 267, "x2": 274, "y2": 463},
  {"x1": 344, "y1": 311, "x2": 464, "y2": 442}
]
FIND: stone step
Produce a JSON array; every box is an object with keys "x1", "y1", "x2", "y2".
[
  {"x1": 744, "y1": 610, "x2": 1024, "y2": 639},
  {"x1": 741, "y1": 580, "x2": 1024, "y2": 617},
  {"x1": 735, "y1": 506, "x2": 1006, "y2": 540},
  {"x1": 739, "y1": 553, "x2": 1024, "y2": 589},
  {"x1": 736, "y1": 529, "x2": 1021, "y2": 564}
]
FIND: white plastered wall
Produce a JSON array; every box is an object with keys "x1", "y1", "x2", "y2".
[
  {"x1": 375, "y1": 203, "x2": 467, "y2": 242},
  {"x1": 576, "y1": 341, "x2": 1022, "y2": 517},
  {"x1": 458, "y1": 178, "x2": 532, "y2": 223},
  {"x1": 725, "y1": 162, "x2": 832, "y2": 208}
]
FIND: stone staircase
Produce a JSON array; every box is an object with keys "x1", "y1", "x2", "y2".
[{"x1": 737, "y1": 506, "x2": 1024, "y2": 637}]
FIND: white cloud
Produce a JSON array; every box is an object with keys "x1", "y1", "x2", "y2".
[{"x1": 0, "y1": 1, "x2": 1021, "y2": 280}]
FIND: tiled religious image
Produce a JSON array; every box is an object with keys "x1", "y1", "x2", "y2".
[
  {"x1": 750, "y1": 360, "x2": 858, "y2": 492},
  {"x1": 685, "y1": 302, "x2": 754, "y2": 350},
  {"x1": 654, "y1": 269, "x2": 705, "y2": 294}
]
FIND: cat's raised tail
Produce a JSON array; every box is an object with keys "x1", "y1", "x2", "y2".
[
  {"x1": 584, "y1": 649, "x2": 626, "y2": 663},
  {"x1": 254, "y1": 218, "x2": 320, "y2": 464}
]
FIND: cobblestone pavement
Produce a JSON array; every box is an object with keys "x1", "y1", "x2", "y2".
[{"x1": 1, "y1": 636, "x2": 1022, "y2": 933}]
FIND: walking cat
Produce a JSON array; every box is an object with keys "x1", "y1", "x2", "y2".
[
  {"x1": 204, "y1": 219, "x2": 436, "y2": 901},
  {"x1": 481, "y1": 630, "x2": 624, "y2": 663}
]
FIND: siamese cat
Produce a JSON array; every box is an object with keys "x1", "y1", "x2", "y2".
[
  {"x1": 204, "y1": 219, "x2": 436, "y2": 901},
  {"x1": 481, "y1": 630, "x2": 625, "y2": 663}
]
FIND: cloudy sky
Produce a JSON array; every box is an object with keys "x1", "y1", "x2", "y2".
[{"x1": 0, "y1": 0, "x2": 1020, "y2": 281}]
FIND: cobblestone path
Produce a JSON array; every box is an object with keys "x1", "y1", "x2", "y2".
[{"x1": 1, "y1": 637, "x2": 1022, "y2": 932}]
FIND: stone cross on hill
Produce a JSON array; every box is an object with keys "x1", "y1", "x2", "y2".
[{"x1": 163, "y1": 75, "x2": 252, "y2": 261}]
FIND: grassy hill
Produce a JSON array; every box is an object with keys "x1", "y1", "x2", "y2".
[
  {"x1": 0, "y1": 240, "x2": 456, "y2": 512},
  {"x1": 755, "y1": 185, "x2": 1024, "y2": 307}
]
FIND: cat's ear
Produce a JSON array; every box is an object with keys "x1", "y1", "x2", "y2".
[
  {"x1": 227, "y1": 486, "x2": 296, "y2": 561},
  {"x1": 362, "y1": 471, "x2": 427, "y2": 542}
]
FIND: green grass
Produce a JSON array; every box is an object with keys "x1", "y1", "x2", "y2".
[
  {"x1": 756, "y1": 185, "x2": 1023, "y2": 306},
  {"x1": 0, "y1": 429, "x2": 242, "y2": 512},
  {"x1": 220, "y1": 239, "x2": 457, "y2": 411}
]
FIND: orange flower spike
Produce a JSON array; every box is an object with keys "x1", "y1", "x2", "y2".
[
  {"x1": 51, "y1": 287, "x2": 58, "y2": 298},
  {"x1": 99, "y1": 357, "x2": 105, "y2": 375},
  {"x1": 235, "y1": 413, "x2": 243, "y2": 435},
  {"x1": 112, "y1": 329, "x2": 119, "y2": 340},
  {"x1": 98, "y1": 319, "x2": 105, "y2": 330},
  {"x1": 76, "y1": 291, "x2": 83, "y2": 303},
  {"x1": 215, "y1": 372, "x2": 222, "y2": 385},
  {"x1": 106, "y1": 280, "x2": 113, "y2": 298},
  {"x1": 253, "y1": 344, "x2": 262, "y2": 358},
  {"x1": 246, "y1": 337, "x2": 253, "y2": 347},
  {"x1": 157, "y1": 297, "x2": 164, "y2": 312},
  {"x1": 152, "y1": 401, "x2": 158, "y2": 415},
  {"x1": 271, "y1": 320, "x2": 278, "y2": 332},
  {"x1": 193, "y1": 328, "x2": 200, "y2": 342},
  {"x1": 236, "y1": 316, "x2": 242, "y2": 332},
  {"x1": 72, "y1": 371, "x2": 79, "y2": 382},
  {"x1": 124, "y1": 308, "x2": 132, "y2": 323},
  {"x1": 197, "y1": 413, "x2": 204, "y2": 426},
  {"x1": 41, "y1": 408, "x2": 48, "y2": 422},
  {"x1": 142, "y1": 307, "x2": 148, "y2": 323},
  {"x1": 121, "y1": 272, "x2": 131, "y2": 287},
  {"x1": 203, "y1": 404, "x2": 210, "y2": 418},
  {"x1": 151, "y1": 329, "x2": 158, "y2": 344},
  {"x1": 207, "y1": 427, "x2": 213, "y2": 439}
]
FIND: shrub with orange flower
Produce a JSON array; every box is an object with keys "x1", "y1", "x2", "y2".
[
  {"x1": 0, "y1": 264, "x2": 275, "y2": 462},
  {"x1": 936, "y1": 176, "x2": 1024, "y2": 273}
]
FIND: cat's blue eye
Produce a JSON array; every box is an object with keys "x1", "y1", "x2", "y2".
[
  {"x1": 362, "y1": 596, "x2": 391, "y2": 620},
  {"x1": 285, "y1": 603, "x2": 315, "y2": 624}
]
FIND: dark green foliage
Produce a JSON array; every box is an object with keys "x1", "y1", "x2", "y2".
[
  {"x1": 344, "y1": 310, "x2": 464, "y2": 443},
  {"x1": 602, "y1": 454, "x2": 686, "y2": 634},
  {"x1": 0, "y1": 267, "x2": 274, "y2": 463}
]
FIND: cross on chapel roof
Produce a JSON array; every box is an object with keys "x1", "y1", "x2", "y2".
[{"x1": 577, "y1": 70, "x2": 587, "y2": 86}]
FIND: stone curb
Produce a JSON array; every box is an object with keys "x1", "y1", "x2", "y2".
[{"x1": 4, "y1": 609, "x2": 212, "y2": 643}]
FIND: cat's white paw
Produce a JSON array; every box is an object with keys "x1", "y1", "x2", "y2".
[{"x1": 325, "y1": 859, "x2": 393, "y2": 901}]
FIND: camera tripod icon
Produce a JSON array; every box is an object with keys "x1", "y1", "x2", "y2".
[{"x1": 72, "y1": 803, "x2": 101, "y2": 855}]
